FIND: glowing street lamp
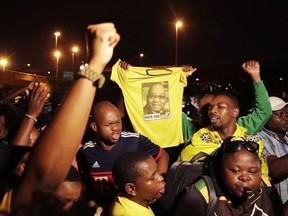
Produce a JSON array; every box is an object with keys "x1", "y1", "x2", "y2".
[
  {"x1": 54, "y1": 51, "x2": 61, "y2": 88},
  {"x1": 139, "y1": 53, "x2": 144, "y2": 66},
  {"x1": 175, "y1": 21, "x2": 182, "y2": 66},
  {"x1": 0, "y1": 59, "x2": 7, "y2": 72},
  {"x1": 54, "y1": 32, "x2": 61, "y2": 49},
  {"x1": 72, "y1": 46, "x2": 79, "y2": 73}
]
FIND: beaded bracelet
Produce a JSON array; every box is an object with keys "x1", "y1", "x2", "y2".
[
  {"x1": 25, "y1": 114, "x2": 37, "y2": 122},
  {"x1": 77, "y1": 66, "x2": 106, "y2": 88}
]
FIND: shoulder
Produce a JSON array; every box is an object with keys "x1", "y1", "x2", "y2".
[{"x1": 82, "y1": 141, "x2": 96, "y2": 150}]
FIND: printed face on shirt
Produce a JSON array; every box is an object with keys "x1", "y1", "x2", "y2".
[
  {"x1": 265, "y1": 106, "x2": 288, "y2": 134},
  {"x1": 146, "y1": 83, "x2": 166, "y2": 113},
  {"x1": 208, "y1": 95, "x2": 239, "y2": 131},
  {"x1": 95, "y1": 105, "x2": 122, "y2": 146},
  {"x1": 221, "y1": 150, "x2": 261, "y2": 199},
  {"x1": 134, "y1": 156, "x2": 165, "y2": 203}
]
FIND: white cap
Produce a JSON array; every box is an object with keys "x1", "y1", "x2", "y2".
[{"x1": 269, "y1": 96, "x2": 288, "y2": 111}]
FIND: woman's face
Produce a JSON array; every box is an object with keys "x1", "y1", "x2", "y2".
[{"x1": 221, "y1": 150, "x2": 261, "y2": 199}]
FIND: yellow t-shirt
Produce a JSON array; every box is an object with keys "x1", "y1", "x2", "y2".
[
  {"x1": 110, "y1": 196, "x2": 155, "y2": 216},
  {"x1": 0, "y1": 190, "x2": 12, "y2": 215},
  {"x1": 179, "y1": 124, "x2": 269, "y2": 177},
  {"x1": 111, "y1": 59, "x2": 188, "y2": 148}
]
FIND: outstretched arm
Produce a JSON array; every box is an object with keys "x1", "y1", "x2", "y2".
[
  {"x1": 237, "y1": 60, "x2": 272, "y2": 135},
  {"x1": 11, "y1": 22, "x2": 120, "y2": 213}
]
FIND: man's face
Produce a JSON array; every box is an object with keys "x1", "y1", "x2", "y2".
[
  {"x1": 265, "y1": 106, "x2": 288, "y2": 134},
  {"x1": 147, "y1": 84, "x2": 166, "y2": 113},
  {"x1": 95, "y1": 108, "x2": 122, "y2": 146},
  {"x1": 54, "y1": 181, "x2": 82, "y2": 211},
  {"x1": 208, "y1": 95, "x2": 238, "y2": 131},
  {"x1": 222, "y1": 150, "x2": 261, "y2": 199},
  {"x1": 134, "y1": 156, "x2": 165, "y2": 202}
]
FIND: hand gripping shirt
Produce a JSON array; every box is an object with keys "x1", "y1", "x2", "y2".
[
  {"x1": 179, "y1": 124, "x2": 269, "y2": 177},
  {"x1": 111, "y1": 59, "x2": 189, "y2": 148}
]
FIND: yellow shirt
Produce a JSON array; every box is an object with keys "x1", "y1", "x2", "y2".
[
  {"x1": 110, "y1": 196, "x2": 155, "y2": 216},
  {"x1": 179, "y1": 124, "x2": 269, "y2": 177},
  {"x1": 111, "y1": 59, "x2": 189, "y2": 148}
]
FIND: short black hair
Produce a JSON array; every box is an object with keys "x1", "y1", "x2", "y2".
[
  {"x1": 112, "y1": 151, "x2": 151, "y2": 193},
  {"x1": 214, "y1": 92, "x2": 240, "y2": 109}
]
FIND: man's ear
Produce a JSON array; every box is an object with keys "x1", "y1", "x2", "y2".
[
  {"x1": 233, "y1": 108, "x2": 240, "y2": 118},
  {"x1": 125, "y1": 183, "x2": 137, "y2": 197},
  {"x1": 90, "y1": 121, "x2": 97, "y2": 132}
]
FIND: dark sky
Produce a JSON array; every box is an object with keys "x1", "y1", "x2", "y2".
[{"x1": 1, "y1": 0, "x2": 288, "y2": 80}]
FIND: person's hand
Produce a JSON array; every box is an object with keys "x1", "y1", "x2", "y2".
[
  {"x1": 26, "y1": 82, "x2": 50, "y2": 119},
  {"x1": 120, "y1": 60, "x2": 130, "y2": 70},
  {"x1": 241, "y1": 60, "x2": 261, "y2": 82},
  {"x1": 87, "y1": 22, "x2": 120, "y2": 72},
  {"x1": 181, "y1": 65, "x2": 197, "y2": 77},
  {"x1": 24, "y1": 82, "x2": 36, "y2": 97}
]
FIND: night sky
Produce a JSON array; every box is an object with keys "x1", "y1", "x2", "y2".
[{"x1": 1, "y1": 0, "x2": 288, "y2": 82}]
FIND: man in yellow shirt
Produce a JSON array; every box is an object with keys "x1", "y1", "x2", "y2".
[{"x1": 180, "y1": 92, "x2": 269, "y2": 177}]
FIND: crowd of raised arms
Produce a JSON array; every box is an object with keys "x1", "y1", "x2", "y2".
[{"x1": 0, "y1": 22, "x2": 288, "y2": 216}]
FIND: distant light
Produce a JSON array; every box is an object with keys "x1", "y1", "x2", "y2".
[
  {"x1": 140, "y1": 53, "x2": 144, "y2": 57},
  {"x1": 176, "y1": 21, "x2": 182, "y2": 28},
  {"x1": 0, "y1": 59, "x2": 7, "y2": 66},
  {"x1": 27, "y1": 63, "x2": 30, "y2": 67},
  {"x1": 225, "y1": 87, "x2": 228, "y2": 90},
  {"x1": 279, "y1": 77, "x2": 283, "y2": 81},
  {"x1": 54, "y1": 51, "x2": 61, "y2": 57},
  {"x1": 47, "y1": 71, "x2": 51, "y2": 74},
  {"x1": 218, "y1": 85, "x2": 221, "y2": 88},
  {"x1": 72, "y1": 46, "x2": 79, "y2": 53},
  {"x1": 195, "y1": 78, "x2": 199, "y2": 81},
  {"x1": 228, "y1": 83, "x2": 231, "y2": 86},
  {"x1": 79, "y1": 65, "x2": 85, "y2": 70},
  {"x1": 54, "y1": 32, "x2": 61, "y2": 37}
]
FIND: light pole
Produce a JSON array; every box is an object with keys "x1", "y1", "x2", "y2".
[
  {"x1": 54, "y1": 51, "x2": 61, "y2": 89},
  {"x1": 54, "y1": 32, "x2": 61, "y2": 49},
  {"x1": 0, "y1": 59, "x2": 7, "y2": 72},
  {"x1": 175, "y1": 21, "x2": 182, "y2": 66},
  {"x1": 72, "y1": 46, "x2": 79, "y2": 73},
  {"x1": 139, "y1": 53, "x2": 144, "y2": 66}
]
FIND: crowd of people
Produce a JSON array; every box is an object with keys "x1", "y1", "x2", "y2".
[{"x1": 0, "y1": 22, "x2": 287, "y2": 216}]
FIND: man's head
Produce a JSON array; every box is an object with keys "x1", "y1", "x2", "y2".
[
  {"x1": 146, "y1": 83, "x2": 166, "y2": 113},
  {"x1": 112, "y1": 151, "x2": 165, "y2": 205},
  {"x1": 54, "y1": 166, "x2": 82, "y2": 211},
  {"x1": 265, "y1": 96, "x2": 288, "y2": 135},
  {"x1": 208, "y1": 92, "x2": 240, "y2": 132},
  {"x1": 90, "y1": 101, "x2": 122, "y2": 146},
  {"x1": 216, "y1": 137, "x2": 261, "y2": 201}
]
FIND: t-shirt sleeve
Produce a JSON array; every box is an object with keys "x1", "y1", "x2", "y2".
[{"x1": 138, "y1": 134, "x2": 160, "y2": 158}]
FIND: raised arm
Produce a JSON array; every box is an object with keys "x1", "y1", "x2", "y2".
[
  {"x1": 237, "y1": 60, "x2": 272, "y2": 134},
  {"x1": 11, "y1": 22, "x2": 120, "y2": 213}
]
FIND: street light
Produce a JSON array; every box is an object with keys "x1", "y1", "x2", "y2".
[
  {"x1": 0, "y1": 59, "x2": 7, "y2": 72},
  {"x1": 72, "y1": 46, "x2": 79, "y2": 73},
  {"x1": 175, "y1": 21, "x2": 182, "y2": 66},
  {"x1": 54, "y1": 51, "x2": 61, "y2": 89},
  {"x1": 139, "y1": 53, "x2": 144, "y2": 66},
  {"x1": 54, "y1": 32, "x2": 61, "y2": 49}
]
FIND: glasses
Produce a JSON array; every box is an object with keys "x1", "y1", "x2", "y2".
[
  {"x1": 148, "y1": 95, "x2": 165, "y2": 100},
  {"x1": 273, "y1": 110, "x2": 288, "y2": 118},
  {"x1": 223, "y1": 140, "x2": 259, "y2": 153}
]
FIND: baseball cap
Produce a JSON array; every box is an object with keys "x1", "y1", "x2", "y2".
[{"x1": 269, "y1": 96, "x2": 288, "y2": 111}]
